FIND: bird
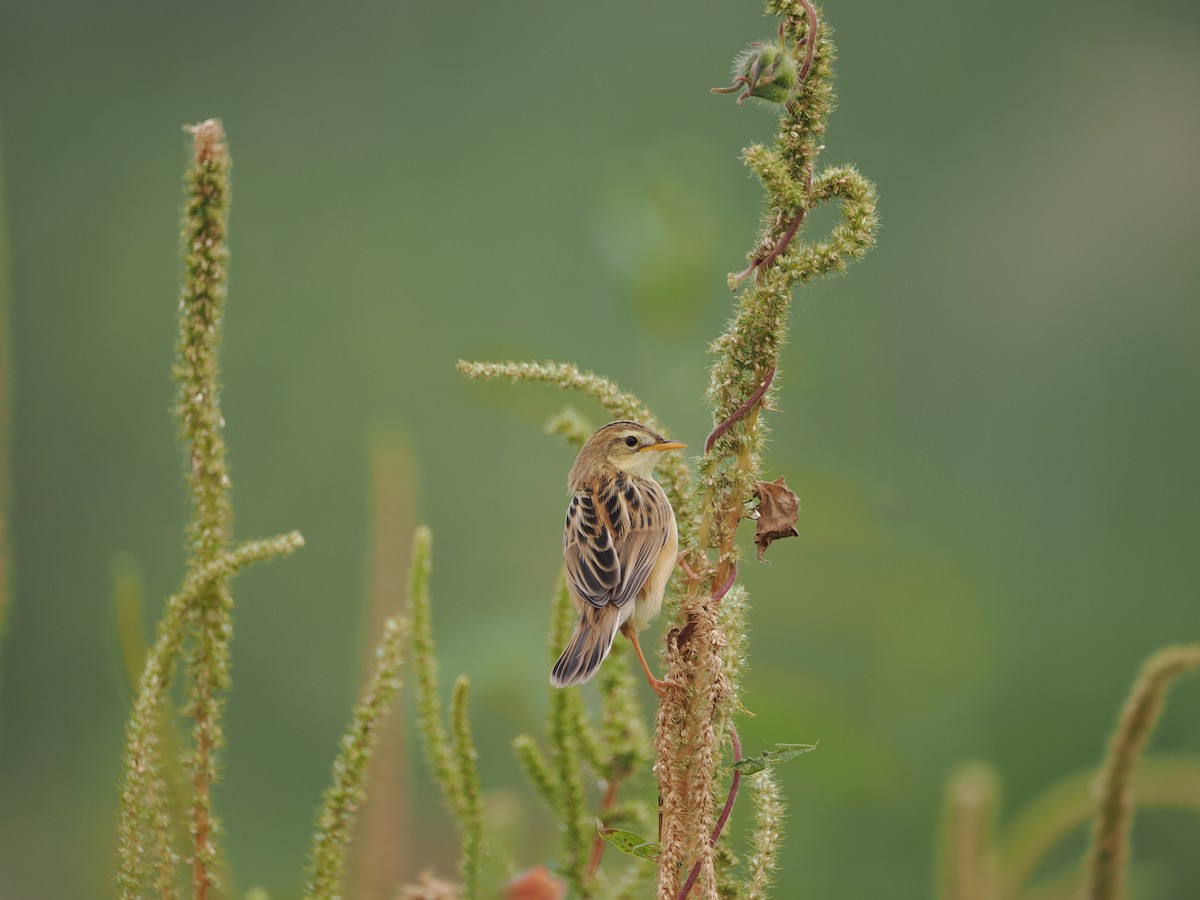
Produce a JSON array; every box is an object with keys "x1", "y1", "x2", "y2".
[{"x1": 550, "y1": 420, "x2": 685, "y2": 697}]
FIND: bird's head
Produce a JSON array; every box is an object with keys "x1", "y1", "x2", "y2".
[{"x1": 569, "y1": 421, "x2": 686, "y2": 486}]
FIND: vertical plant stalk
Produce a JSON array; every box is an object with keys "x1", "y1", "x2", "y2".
[
  {"x1": 115, "y1": 119, "x2": 306, "y2": 898},
  {"x1": 742, "y1": 767, "x2": 785, "y2": 899},
  {"x1": 0, "y1": 149, "x2": 9, "y2": 642},
  {"x1": 450, "y1": 676, "x2": 484, "y2": 898},
  {"x1": 656, "y1": 1, "x2": 877, "y2": 894},
  {"x1": 456, "y1": 3, "x2": 875, "y2": 894},
  {"x1": 937, "y1": 763, "x2": 1000, "y2": 900},
  {"x1": 1084, "y1": 644, "x2": 1200, "y2": 900},
  {"x1": 351, "y1": 433, "x2": 416, "y2": 899},
  {"x1": 176, "y1": 118, "x2": 236, "y2": 900},
  {"x1": 407, "y1": 527, "x2": 485, "y2": 897},
  {"x1": 546, "y1": 576, "x2": 598, "y2": 895},
  {"x1": 678, "y1": 725, "x2": 743, "y2": 899},
  {"x1": 305, "y1": 616, "x2": 408, "y2": 899},
  {"x1": 409, "y1": 527, "x2": 465, "y2": 813}
]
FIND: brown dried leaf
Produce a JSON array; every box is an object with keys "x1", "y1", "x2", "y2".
[{"x1": 753, "y1": 476, "x2": 800, "y2": 560}]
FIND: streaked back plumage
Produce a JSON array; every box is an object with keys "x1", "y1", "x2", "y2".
[{"x1": 552, "y1": 421, "x2": 680, "y2": 688}]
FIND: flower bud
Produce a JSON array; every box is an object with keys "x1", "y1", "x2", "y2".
[{"x1": 712, "y1": 42, "x2": 799, "y2": 106}]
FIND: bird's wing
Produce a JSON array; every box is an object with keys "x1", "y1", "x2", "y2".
[{"x1": 564, "y1": 476, "x2": 671, "y2": 609}]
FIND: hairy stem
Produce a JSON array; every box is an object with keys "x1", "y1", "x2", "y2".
[
  {"x1": 1084, "y1": 644, "x2": 1200, "y2": 900},
  {"x1": 657, "y1": 2, "x2": 877, "y2": 895},
  {"x1": 997, "y1": 756, "x2": 1200, "y2": 898},
  {"x1": 451, "y1": 676, "x2": 484, "y2": 899},
  {"x1": 305, "y1": 617, "x2": 407, "y2": 899},
  {"x1": 176, "y1": 119, "x2": 236, "y2": 900},
  {"x1": 678, "y1": 725, "x2": 744, "y2": 899}
]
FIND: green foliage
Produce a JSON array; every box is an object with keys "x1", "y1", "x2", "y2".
[
  {"x1": 1084, "y1": 645, "x2": 1200, "y2": 900},
  {"x1": 456, "y1": 360, "x2": 689, "y2": 511},
  {"x1": 0, "y1": 157, "x2": 8, "y2": 646},
  {"x1": 449, "y1": 676, "x2": 484, "y2": 899},
  {"x1": 305, "y1": 616, "x2": 407, "y2": 899},
  {"x1": 116, "y1": 119, "x2": 308, "y2": 899},
  {"x1": 596, "y1": 823, "x2": 660, "y2": 861},
  {"x1": 507, "y1": 576, "x2": 653, "y2": 896},
  {"x1": 544, "y1": 580, "x2": 597, "y2": 893},
  {"x1": 743, "y1": 768, "x2": 785, "y2": 900},
  {"x1": 731, "y1": 743, "x2": 817, "y2": 776},
  {"x1": 654, "y1": 3, "x2": 878, "y2": 894},
  {"x1": 458, "y1": 3, "x2": 880, "y2": 896},
  {"x1": 97, "y1": 11, "x2": 1199, "y2": 900},
  {"x1": 175, "y1": 119, "x2": 237, "y2": 898},
  {"x1": 545, "y1": 405, "x2": 595, "y2": 449},
  {"x1": 997, "y1": 756, "x2": 1200, "y2": 897},
  {"x1": 408, "y1": 528, "x2": 462, "y2": 811},
  {"x1": 930, "y1": 648, "x2": 1200, "y2": 900},
  {"x1": 406, "y1": 528, "x2": 485, "y2": 898}
]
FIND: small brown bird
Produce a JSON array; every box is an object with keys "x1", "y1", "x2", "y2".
[{"x1": 551, "y1": 421, "x2": 684, "y2": 696}]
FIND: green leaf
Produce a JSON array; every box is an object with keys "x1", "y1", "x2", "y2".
[
  {"x1": 596, "y1": 821, "x2": 660, "y2": 861},
  {"x1": 732, "y1": 742, "x2": 817, "y2": 776}
]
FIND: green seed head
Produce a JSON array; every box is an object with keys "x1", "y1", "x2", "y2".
[{"x1": 712, "y1": 41, "x2": 799, "y2": 107}]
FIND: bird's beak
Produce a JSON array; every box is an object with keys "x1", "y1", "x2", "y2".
[{"x1": 640, "y1": 440, "x2": 687, "y2": 453}]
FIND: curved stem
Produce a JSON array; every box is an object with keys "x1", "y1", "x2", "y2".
[
  {"x1": 704, "y1": 367, "x2": 777, "y2": 454},
  {"x1": 710, "y1": 564, "x2": 739, "y2": 605},
  {"x1": 1084, "y1": 645, "x2": 1200, "y2": 899},
  {"x1": 793, "y1": 0, "x2": 818, "y2": 86}
]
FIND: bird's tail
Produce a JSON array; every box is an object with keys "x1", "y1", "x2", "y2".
[{"x1": 551, "y1": 605, "x2": 621, "y2": 688}]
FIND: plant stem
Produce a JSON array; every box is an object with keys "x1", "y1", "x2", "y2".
[
  {"x1": 1084, "y1": 644, "x2": 1200, "y2": 900},
  {"x1": 997, "y1": 755, "x2": 1200, "y2": 898},
  {"x1": 305, "y1": 617, "x2": 407, "y2": 899},
  {"x1": 656, "y1": 2, "x2": 878, "y2": 894},
  {"x1": 177, "y1": 118, "x2": 235, "y2": 900},
  {"x1": 586, "y1": 777, "x2": 625, "y2": 878},
  {"x1": 678, "y1": 725, "x2": 744, "y2": 899}
]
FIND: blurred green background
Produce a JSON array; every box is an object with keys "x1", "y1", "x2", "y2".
[{"x1": 2, "y1": 0, "x2": 1199, "y2": 897}]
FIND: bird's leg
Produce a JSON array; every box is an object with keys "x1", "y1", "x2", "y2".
[{"x1": 621, "y1": 624, "x2": 675, "y2": 698}]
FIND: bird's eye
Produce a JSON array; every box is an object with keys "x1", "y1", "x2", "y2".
[{"x1": 624, "y1": 435, "x2": 640, "y2": 448}]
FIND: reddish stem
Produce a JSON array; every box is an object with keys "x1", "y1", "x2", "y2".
[
  {"x1": 727, "y1": 1, "x2": 820, "y2": 291},
  {"x1": 704, "y1": 366, "x2": 776, "y2": 454},
  {"x1": 711, "y1": 563, "x2": 738, "y2": 604},
  {"x1": 586, "y1": 777, "x2": 624, "y2": 878},
  {"x1": 794, "y1": 0, "x2": 818, "y2": 85},
  {"x1": 756, "y1": 206, "x2": 806, "y2": 277},
  {"x1": 676, "y1": 725, "x2": 744, "y2": 899}
]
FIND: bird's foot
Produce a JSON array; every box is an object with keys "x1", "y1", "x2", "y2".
[
  {"x1": 675, "y1": 550, "x2": 706, "y2": 586},
  {"x1": 649, "y1": 676, "x2": 679, "y2": 700}
]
